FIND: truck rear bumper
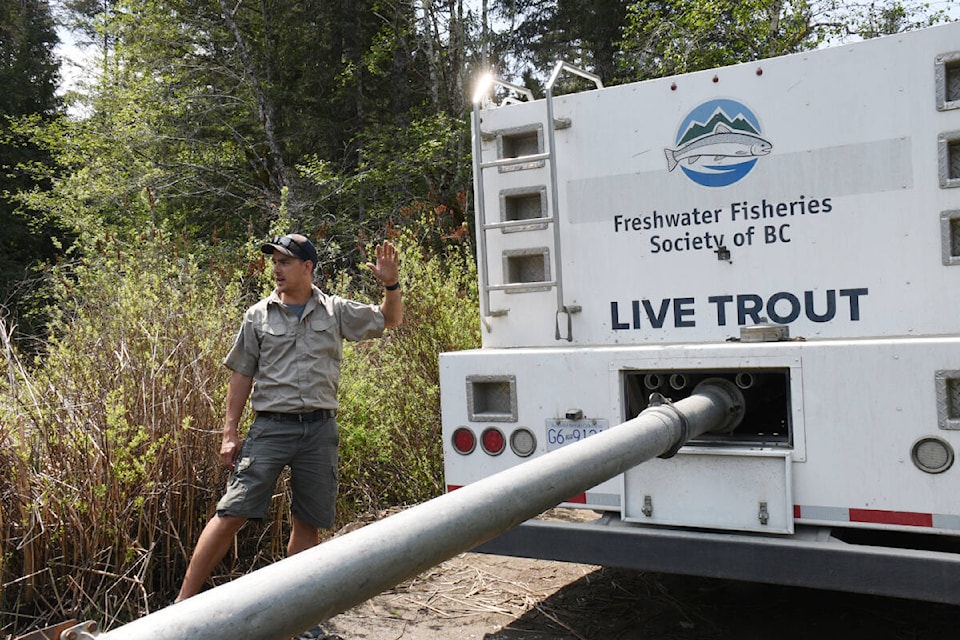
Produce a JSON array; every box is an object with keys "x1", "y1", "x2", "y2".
[{"x1": 472, "y1": 515, "x2": 960, "y2": 604}]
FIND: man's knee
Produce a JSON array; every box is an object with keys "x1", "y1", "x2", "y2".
[
  {"x1": 288, "y1": 515, "x2": 320, "y2": 555},
  {"x1": 291, "y1": 515, "x2": 319, "y2": 535},
  {"x1": 211, "y1": 513, "x2": 248, "y2": 536}
]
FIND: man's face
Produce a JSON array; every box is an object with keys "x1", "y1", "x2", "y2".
[{"x1": 271, "y1": 253, "x2": 312, "y2": 296}]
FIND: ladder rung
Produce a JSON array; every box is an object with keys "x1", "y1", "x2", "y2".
[
  {"x1": 483, "y1": 218, "x2": 554, "y2": 231},
  {"x1": 480, "y1": 153, "x2": 551, "y2": 170},
  {"x1": 487, "y1": 281, "x2": 557, "y2": 293}
]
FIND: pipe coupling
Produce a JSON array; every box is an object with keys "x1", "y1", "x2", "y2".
[{"x1": 644, "y1": 393, "x2": 690, "y2": 459}]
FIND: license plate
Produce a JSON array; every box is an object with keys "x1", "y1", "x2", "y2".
[{"x1": 545, "y1": 419, "x2": 609, "y2": 451}]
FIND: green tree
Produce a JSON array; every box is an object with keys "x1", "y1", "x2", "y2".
[
  {"x1": 0, "y1": 0, "x2": 60, "y2": 116},
  {"x1": 618, "y1": 0, "x2": 950, "y2": 81},
  {"x1": 0, "y1": 0, "x2": 63, "y2": 323},
  {"x1": 297, "y1": 111, "x2": 472, "y2": 277},
  {"x1": 43, "y1": 0, "x2": 472, "y2": 248},
  {"x1": 489, "y1": 0, "x2": 632, "y2": 88}
]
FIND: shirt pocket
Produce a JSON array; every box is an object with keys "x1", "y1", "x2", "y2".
[
  {"x1": 307, "y1": 314, "x2": 341, "y2": 362},
  {"x1": 256, "y1": 321, "x2": 289, "y2": 365}
]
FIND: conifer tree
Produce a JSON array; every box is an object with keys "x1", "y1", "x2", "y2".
[{"x1": 0, "y1": 0, "x2": 63, "y2": 319}]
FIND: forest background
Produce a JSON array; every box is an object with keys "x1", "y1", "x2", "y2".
[{"x1": 0, "y1": 0, "x2": 954, "y2": 634}]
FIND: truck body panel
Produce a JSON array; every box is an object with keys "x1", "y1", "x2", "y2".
[{"x1": 443, "y1": 22, "x2": 960, "y2": 601}]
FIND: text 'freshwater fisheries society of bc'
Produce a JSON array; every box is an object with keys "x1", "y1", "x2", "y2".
[{"x1": 612, "y1": 194, "x2": 832, "y2": 254}]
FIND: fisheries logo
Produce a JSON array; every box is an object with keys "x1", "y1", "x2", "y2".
[{"x1": 665, "y1": 99, "x2": 772, "y2": 187}]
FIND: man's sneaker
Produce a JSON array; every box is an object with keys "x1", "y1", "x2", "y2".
[{"x1": 294, "y1": 625, "x2": 343, "y2": 640}]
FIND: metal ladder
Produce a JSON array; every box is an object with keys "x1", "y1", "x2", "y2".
[{"x1": 471, "y1": 62, "x2": 603, "y2": 341}]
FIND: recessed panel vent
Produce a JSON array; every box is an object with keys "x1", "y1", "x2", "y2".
[
  {"x1": 952, "y1": 140, "x2": 960, "y2": 180},
  {"x1": 940, "y1": 131, "x2": 960, "y2": 188},
  {"x1": 466, "y1": 375, "x2": 517, "y2": 422},
  {"x1": 940, "y1": 210, "x2": 960, "y2": 265},
  {"x1": 497, "y1": 125, "x2": 544, "y2": 172},
  {"x1": 936, "y1": 52, "x2": 960, "y2": 111},
  {"x1": 935, "y1": 370, "x2": 960, "y2": 430},
  {"x1": 503, "y1": 248, "x2": 551, "y2": 292},
  {"x1": 500, "y1": 187, "x2": 548, "y2": 232}
]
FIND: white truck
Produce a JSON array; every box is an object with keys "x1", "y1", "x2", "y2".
[{"x1": 440, "y1": 21, "x2": 960, "y2": 602}]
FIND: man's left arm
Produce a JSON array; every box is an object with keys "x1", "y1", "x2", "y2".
[{"x1": 367, "y1": 240, "x2": 403, "y2": 328}]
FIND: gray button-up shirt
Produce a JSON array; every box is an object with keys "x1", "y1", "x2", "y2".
[{"x1": 224, "y1": 286, "x2": 385, "y2": 412}]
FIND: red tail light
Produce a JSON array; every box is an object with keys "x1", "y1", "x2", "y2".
[
  {"x1": 452, "y1": 427, "x2": 476, "y2": 454},
  {"x1": 481, "y1": 427, "x2": 506, "y2": 455}
]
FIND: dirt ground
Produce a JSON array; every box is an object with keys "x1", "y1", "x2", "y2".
[
  {"x1": 322, "y1": 511, "x2": 960, "y2": 640},
  {"x1": 322, "y1": 551, "x2": 960, "y2": 640}
]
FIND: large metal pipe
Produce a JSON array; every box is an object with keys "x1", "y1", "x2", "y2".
[{"x1": 89, "y1": 379, "x2": 743, "y2": 640}]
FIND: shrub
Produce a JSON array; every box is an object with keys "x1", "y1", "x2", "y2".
[{"x1": 336, "y1": 231, "x2": 480, "y2": 515}]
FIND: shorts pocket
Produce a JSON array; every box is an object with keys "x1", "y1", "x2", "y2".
[{"x1": 235, "y1": 456, "x2": 254, "y2": 474}]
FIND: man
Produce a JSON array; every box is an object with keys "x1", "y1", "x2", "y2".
[{"x1": 176, "y1": 233, "x2": 402, "y2": 612}]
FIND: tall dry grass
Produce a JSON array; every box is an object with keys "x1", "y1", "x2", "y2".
[
  {"x1": 0, "y1": 225, "x2": 480, "y2": 636},
  {"x1": 0, "y1": 230, "x2": 250, "y2": 633}
]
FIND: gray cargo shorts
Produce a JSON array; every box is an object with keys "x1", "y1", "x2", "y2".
[{"x1": 216, "y1": 413, "x2": 339, "y2": 529}]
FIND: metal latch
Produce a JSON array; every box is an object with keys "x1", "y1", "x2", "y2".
[
  {"x1": 60, "y1": 622, "x2": 100, "y2": 640},
  {"x1": 740, "y1": 317, "x2": 789, "y2": 342},
  {"x1": 642, "y1": 495, "x2": 653, "y2": 517},
  {"x1": 758, "y1": 501, "x2": 769, "y2": 525},
  {"x1": 14, "y1": 621, "x2": 100, "y2": 640}
]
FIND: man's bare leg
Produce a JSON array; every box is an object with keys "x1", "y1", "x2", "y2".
[
  {"x1": 176, "y1": 514, "x2": 247, "y2": 602},
  {"x1": 287, "y1": 515, "x2": 320, "y2": 556}
]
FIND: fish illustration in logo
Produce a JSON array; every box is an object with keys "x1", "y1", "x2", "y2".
[
  {"x1": 665, "y1": 123, "x2": 772, "y2": 172},
  {"x1": 668, "y1": 99, "x2": 771, "y2": 187}
]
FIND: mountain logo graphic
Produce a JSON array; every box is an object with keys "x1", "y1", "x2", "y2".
[{"x1": 666, "y1": 99, "x2": 772, "y2": 188}]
